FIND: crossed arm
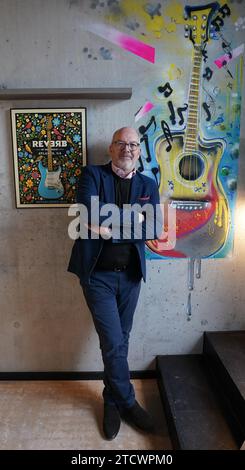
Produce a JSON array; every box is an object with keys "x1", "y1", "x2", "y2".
[{"x1": 76, "y1": 166, "x2": 162, "y2": 241}]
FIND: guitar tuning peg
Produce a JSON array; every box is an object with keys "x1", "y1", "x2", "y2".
[
  {"x1": 202, "y1": 15, "x2": 207, "y2": 20},
  {"x1": 185, "y1": 25, "x2": 189, "y2": 30},
  {"x1": 184, "y1": 14, "x2": 188, "y2": 20},
  {"x1": 184, "y1": 32, "x2": 189, "y2": 37},
  {"x1": 193, "y1": 15, "x2": 197, "y2": 20},
  {"x1": 202, "y1": 23, "x2": 206, "y2": 29},
  {"x1": 201, "y1": 34, "x2": 206, "y2": 39}
]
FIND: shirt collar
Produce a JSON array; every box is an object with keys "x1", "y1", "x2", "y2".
[{"x1": 111, "y1": 162, "x2": 136, "y2": 179}]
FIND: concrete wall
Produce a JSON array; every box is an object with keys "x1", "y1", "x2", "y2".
[{"x1": 0, "y1": 0, "x2": 244, "y2": 372}]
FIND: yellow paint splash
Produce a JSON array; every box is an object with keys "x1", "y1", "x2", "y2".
[
  {"x1": 122, "y1": 0, "x2": 164, "y2": 39},
  {"x1": 164, "y1": 2, "x2": 186, "y2": 25},
  {"x1": 106, "y1": 0, "x2": 186, "y2": 41},
  {"x1": 168, "y1": 63, "x2": 182, "y2": 80}
]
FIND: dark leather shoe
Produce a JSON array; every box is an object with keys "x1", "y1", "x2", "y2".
[
  {"x1": 103, "y1": 403, "x2": 121, "y2": 440},
  {"x1": 122, "y1": 400, "x2": 155, "y2": 432}
]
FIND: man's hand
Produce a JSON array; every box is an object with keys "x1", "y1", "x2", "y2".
[{"x1": 85, "y1": 212, "x2": 144, "y2": 239}]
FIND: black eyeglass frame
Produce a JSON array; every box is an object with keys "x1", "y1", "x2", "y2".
[{"x1": 112, "y1": 140, "x2": 140, "y2": 151}]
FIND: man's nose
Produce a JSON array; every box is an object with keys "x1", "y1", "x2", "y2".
[{"x1": 123, "y1": 144, "x2": 131, "y2": 151}]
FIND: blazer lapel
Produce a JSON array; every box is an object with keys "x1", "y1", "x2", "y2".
[{"x1": 101, "y1": 162, "x2": 115, "y2": 204}]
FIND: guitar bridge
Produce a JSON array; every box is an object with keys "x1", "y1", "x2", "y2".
[{"x1": 170, "y1": 200, "x2": 211, "y2": 211}]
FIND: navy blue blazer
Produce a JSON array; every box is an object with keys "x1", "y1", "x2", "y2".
[{"x1": 68, "y1": 162, "x2": 161, "y2": 284}]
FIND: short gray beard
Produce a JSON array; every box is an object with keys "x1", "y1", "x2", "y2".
[{"x1": 118, "y1": 158, "x2": 134, "y2": 172}]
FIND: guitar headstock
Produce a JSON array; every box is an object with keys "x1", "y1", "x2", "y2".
[
  {"x1": 47, "y1": 115, "x2": 53, "y2": 130},
  {"x1": 184, "y1": 2, "x2": 220, "y2": 47}
]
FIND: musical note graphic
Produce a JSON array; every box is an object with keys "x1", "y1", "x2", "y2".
[
  {"x1": 203, "y1": 67, "x2": 213, "y2": 81},
  {"x1": 202, "y1": 102, "x2": 212, "y2": 122},
  {"x1": 158, "y1": 82, "x2": 173, "y2": 98},
  {"x1": 160, "y1": 119, "x2": 173, "y2": 152}
]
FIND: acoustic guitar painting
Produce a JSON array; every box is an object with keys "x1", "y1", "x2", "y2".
[
  {"x1": 146, "y1": 2, "x2": 230, "y2": 258},
  {"x1": 38, "y1": 116, "x2": 64, "y2": 199}
]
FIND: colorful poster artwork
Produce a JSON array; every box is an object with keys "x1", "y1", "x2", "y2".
[{"x1": 11, "y1": 108, "x2": 87, "y2": 208}]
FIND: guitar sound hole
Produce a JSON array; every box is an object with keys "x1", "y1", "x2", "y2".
[{"x1": 179, "y1": 154, "x2": 204, "y2": 181}]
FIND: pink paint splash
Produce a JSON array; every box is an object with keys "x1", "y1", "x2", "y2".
[
  {"x1": 214, "y1": 44, "x2": 244, "y2": 69},
  {"x1": 89, "y1": 23, "x2": 155, "y2": 63},
  {"x1": 135, "y1": 101, "x2": 154, "y2": 121}
]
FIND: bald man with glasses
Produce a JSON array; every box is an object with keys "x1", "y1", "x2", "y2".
[{"x1": 68, "y1": 127, "x2": 162, "y2": 440}]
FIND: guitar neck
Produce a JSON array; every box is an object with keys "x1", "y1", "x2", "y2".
[
  {"x1": 184, "y1": 46, "x2": 202, "y2": 153},
  {"x1": 47, "y1": 129, "x2": 53, "y2": 172}
]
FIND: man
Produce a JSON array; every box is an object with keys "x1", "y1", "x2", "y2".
[{"x1": 68, "y1": 127, "x2": 162, "y2": 440}]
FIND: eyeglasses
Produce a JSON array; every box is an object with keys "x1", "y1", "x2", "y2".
[{"x1": 112, "y1": 140, "x2": 140, "y2": 151}]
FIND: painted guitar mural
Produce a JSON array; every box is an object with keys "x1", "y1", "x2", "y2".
[
  {"x1": 38, "y1": 116, "x2": 64, "y2": 199},
  {"x1": 147, "y1": 2, "x2": 229, "y2": 258}
]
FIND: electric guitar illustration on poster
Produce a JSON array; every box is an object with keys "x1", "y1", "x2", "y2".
[
  {"x1": 38, "y1": 116, "x2": 64, "y2": 199},
  {"x1": 147, "y1": 2, "x2": 229, "y2": 258}
]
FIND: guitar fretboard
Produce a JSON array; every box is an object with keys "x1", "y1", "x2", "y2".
[
  {"x1": 184, "y1": 46, "x2": 202, "y2": 153},
  {"x1": 47, "y1": 117, "x2": 53, "y2": 172}
]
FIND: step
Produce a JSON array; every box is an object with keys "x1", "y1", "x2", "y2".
[
  {"x1": 203, "y1": 331, "x2": 245, "y2": 446},
  {"x1": 156, "y1": 354, "x2": 238, "y2": 450}
]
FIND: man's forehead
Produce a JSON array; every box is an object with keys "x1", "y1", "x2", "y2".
[{"x1": 114, "y1": 128, "x2": 139, "y2": 141}]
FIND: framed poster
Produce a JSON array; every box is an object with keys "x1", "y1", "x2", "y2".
[{"x1": 11, "y1": 108, "x2": 87, "y2": 208}]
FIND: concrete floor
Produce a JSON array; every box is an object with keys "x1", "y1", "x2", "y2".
[{"x1": 0, "y1": 379, "x2": 172, "y2": 450}]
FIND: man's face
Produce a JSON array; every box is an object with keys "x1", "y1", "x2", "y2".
[{"x1": 109, "y1": 128, "x2": 141, "y2": 173}]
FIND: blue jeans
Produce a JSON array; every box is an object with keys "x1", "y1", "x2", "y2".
[{"x1": 81, "y1": 266, "x2": 141, "y2": 409}]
